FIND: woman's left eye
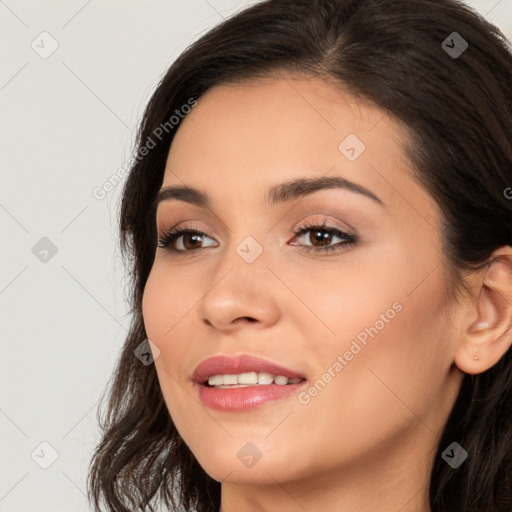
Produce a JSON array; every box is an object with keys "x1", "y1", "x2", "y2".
[
  {"x1": 157, "y1": 221, "x2": 358, "y2": 255},
  {"x1": 290, "y1": 221, "x2": 358, "y2": 253}
]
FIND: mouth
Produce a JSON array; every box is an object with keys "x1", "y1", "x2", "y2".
[{"x1": 193, "y1": 355, "x2": 308, "y2": 411}]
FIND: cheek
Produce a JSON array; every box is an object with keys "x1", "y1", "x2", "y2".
[
  {"x1": 310, "y1": 266, "x2": 452, "y2": 431},
  {"x1": 141, "y1": 264, "x2": 201, "y2": 381},
  {"x1": 277, "y1": 255, "x2": 403, "y2": 356},
  {"x1": 141, "y1": 271, "x2": 164, "y2": 341},
  {"x1": 290, "y1": 240, "x2": 451, "y2": 399},
  {"x1": 142, "y1": 265, "x2": 191, "y2": 341},
  {"x1": 141, "y1": 269, "x2": 193, "y2": 422}
]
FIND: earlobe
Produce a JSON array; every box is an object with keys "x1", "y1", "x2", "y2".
[{"x1": 454, "y1": 247, "x2": 512, "y2": 375}]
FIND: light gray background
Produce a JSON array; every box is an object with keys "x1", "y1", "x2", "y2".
[{"x1": 1, "y1": 1, "x2": 511, "y2": 511}]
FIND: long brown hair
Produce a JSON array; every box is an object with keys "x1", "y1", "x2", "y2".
[{"x1": 87, "y1": 1, "x2": 512, "y2": 510}]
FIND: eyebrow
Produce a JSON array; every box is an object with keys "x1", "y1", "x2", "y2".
[{"x1": 152, "y1": 176, "x2": 384, "y2": 213}]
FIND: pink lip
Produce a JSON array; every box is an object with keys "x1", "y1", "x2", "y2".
[
  {"x1": 192, "y1": 354, "x2": 306, "y2": 384},
  {"x1": 192, "y1": 354, "x2": 307, "y2": 411}
]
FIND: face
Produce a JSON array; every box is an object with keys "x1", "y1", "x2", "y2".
[{"x1": 142, "y1": 75, "x2": 465, "y2": 487}]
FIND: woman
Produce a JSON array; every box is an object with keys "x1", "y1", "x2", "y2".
[{"x1": 87, "y1": 0, "x2": 512, "y2": 511}]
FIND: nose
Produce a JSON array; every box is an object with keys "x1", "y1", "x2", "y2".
[{"x1": 196, "y1": 240, "x2": 281, "y2": 332}]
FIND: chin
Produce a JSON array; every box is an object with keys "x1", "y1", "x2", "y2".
[{"x1": 192, "y1": 443, "x2": 302, "y2": 484}]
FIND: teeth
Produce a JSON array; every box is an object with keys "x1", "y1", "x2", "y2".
[
  {"x1": 257, "y1": 372, "x2": 274, "y2": 385},
  {"x1": 207, "y1": 372, "x2": 303, "y2": 387},
  {"x1": 223, "y1": 374, "x2": 238, "y2": 385},
  {"x1": 208, "y1": 375, "x2": 224, "y2": 386},
  {"x1": 238, "y1": 372, "x2": 258, "y2": 385}
]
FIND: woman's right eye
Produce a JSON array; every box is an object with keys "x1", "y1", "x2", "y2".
[{"x1": 157, "y1": 226, "x2": 218, "y2": 253}]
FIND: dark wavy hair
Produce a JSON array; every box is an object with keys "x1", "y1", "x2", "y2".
[{"x1": 86, "y1": 0, "x2": 512, "y2": 510}]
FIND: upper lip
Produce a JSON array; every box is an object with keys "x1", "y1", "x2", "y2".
[{"x1": 192, "y1": 354, "x2": 307, "y2": 384}]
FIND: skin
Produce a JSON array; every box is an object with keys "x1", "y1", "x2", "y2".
[{"x1": 141, "y1": 74, "x2": 512, "y2": 512}]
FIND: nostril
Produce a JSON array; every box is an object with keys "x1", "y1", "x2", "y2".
[{"x1": 233, "y1": 317, "x2": 257, "y2": 324}]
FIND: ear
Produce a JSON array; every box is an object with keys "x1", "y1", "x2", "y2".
[{"x1": 454, "y1": 246, "x2": 512, "y2": 375}]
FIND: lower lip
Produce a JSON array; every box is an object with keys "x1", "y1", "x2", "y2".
[{"x1": 197, "y1": 382, "x2": 307, "y2": 411}]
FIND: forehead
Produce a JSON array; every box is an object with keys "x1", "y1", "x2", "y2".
[
  {"x1": 168, "y1": 75, "x2": 394, "y2": 167},
  {"x1": 162, "y1": 75, "x2": 437, "y2": 223}
]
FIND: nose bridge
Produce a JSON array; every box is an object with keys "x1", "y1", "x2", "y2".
[
  {"x1": 215, "y1": 230, "x2": 269, "y2": 291},
  {"x1": 216, "y1": 204, "x2": 271, "y2": 274},
  {"x1": 196, "y1": 228, "x2": 280, "y2": 329}
]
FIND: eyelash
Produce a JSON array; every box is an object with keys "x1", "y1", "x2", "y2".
[{"x1": 157, "y1": 220, "x2": 358, "y2": 255}]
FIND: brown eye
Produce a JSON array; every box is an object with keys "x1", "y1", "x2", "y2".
[
  {"x1": 291, "y1": 221, "x2": 358, "y2": 254},
  {"x1": 308, "y1": 228, "x2": 333, "y2": 247},
  {"x1": 157, "y1": 227, "x2": 217, "y2": 252},
  {"x1": 181, "y1": 233, "x2": 204, "y2": 250}
]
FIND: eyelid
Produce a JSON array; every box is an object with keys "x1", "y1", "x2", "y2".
[
  {"x1": 290, "y1": 214, "x2": 356, "y2": 238},
  {"x1": 156, "y1": 214, "x2": 233, "y2": 241},
  {"x1": 157, "y1": 216, "x2": 351, "y2": 240}
]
